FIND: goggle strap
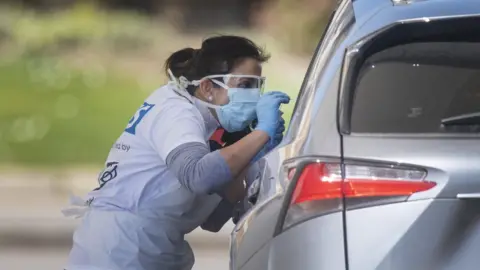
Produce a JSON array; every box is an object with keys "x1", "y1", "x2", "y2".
[
  {"x1": 167, "y1": 69, "x2": 179, "y2": 86},
  {"x1": 190, "y1": 78, "x2": 229, "y2": 89},
  {"x1": 195, "y1": 97, "x2": 222, "y2": 110},
  {"x1": 210, "y1": 79, "x2": 230, "y2": 89},
  {"x1": 191, "y1": 79, "x2": 201, "y2": 86},
  {"x1": 167, "y1": 68, "x2": 197, "y2": 88},
  {"x1": 167, "y1": 69, "x2": 194, "y2": 103}
]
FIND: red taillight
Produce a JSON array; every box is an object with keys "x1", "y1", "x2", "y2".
[
  {"x1": 281, "y1": 161, "x2": 436, "y2": 230},
  {"x1": 290, "y1": 163, "x2": 435, "y2": 205}
]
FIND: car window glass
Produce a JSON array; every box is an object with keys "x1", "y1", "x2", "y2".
[{"x1": 351, "y1": 42, "x2": 480, "y2": 133}]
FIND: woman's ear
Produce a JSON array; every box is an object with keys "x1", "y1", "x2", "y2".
[{"x1": 197, "y1": 79, "x2": 214, "y2": 100}]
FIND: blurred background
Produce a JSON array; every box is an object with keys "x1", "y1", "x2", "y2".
[{"x1": 0, "y1": 0, "x2": 334, "y2": 268}]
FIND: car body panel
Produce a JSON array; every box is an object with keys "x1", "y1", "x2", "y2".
[
  {"x1": 347, "y1": 199, "x2": 480, "y2": 270},
  {"x1": 349, "y1": 0, "x2": 480, "y2": 49},
  {"x1": 237, "y1": 240, "x2": 270, "y2": 270},
  {"x1": 230, "y1": 195, "x2": 284, "y2": 269},
  {"x1": 241, "y1": 212, "x2": 346, "y2": 270}
]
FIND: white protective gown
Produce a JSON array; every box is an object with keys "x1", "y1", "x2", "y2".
[{"x1": 65, "y1": 84, "x2": 223, "y2": 270}]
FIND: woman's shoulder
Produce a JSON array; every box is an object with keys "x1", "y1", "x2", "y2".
[
  {"x1": 148, "y1": 84, "x2": 193, "y2": 107},
  {"x1": 146, "y1": 84, "x2": 203, "y2": 120}
]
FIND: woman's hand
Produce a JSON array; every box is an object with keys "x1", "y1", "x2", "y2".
[
  {"x1": 252, "y1": 112, "x2": 286, "y2": 163},
  {"x1": 268, "y1": 113, "x2": 286, "y2": 149},
  {"x1": 255, "y1": 91, "x2": 290, "y2": 140}
]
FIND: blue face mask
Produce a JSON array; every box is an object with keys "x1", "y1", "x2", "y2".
[
  {"x1": 215, "y1": 88, "x2": 261, "y2": 132},
  {"x1": 194, "y1": 87, "x2": 261, "y2": 132}
]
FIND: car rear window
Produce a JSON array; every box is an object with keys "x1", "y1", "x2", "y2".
[{"x1": 351, "y1": 42, "x2": 480, "y2": 133}]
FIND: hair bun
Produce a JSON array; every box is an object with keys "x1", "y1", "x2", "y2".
[{"x1": 164, "y1": 47, "x2": 197, "y2": 78}]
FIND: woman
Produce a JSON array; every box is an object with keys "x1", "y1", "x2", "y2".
[{"x1": 64, "y1": 35, "x2": 290, "y2": 270}]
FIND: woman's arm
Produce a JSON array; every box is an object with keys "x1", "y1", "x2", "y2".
[
  {"x1": 200, "y1": 165, "x2": 255, "y2": 232},
  {"x1": 222, "y1": 165, "x2": 248, "y2": 203},
  {"x1": 162, "y1": 91, "x2": 289, "y2": 196},
  {"x1": 165, "y1": 131, "x2": 267, "y2": 195},
  {"x1": 219, "y1": 130, "x2": 269, "y2": 176}
]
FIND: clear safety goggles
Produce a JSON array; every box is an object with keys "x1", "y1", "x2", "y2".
[
  {"x1": 191, "y1": 74, "x2": 266, "y2": 93},
  {"x1": 167, "y1": 69, "x2": 266, "y2": 102}
]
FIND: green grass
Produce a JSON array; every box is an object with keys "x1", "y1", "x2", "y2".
[{"x1": 0, "y1": 57, "x2": 147, "y2": 166}]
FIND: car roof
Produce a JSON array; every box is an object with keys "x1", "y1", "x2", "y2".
[{"x1": 346, "y1": 0, "x2": 480, "y2": 48}]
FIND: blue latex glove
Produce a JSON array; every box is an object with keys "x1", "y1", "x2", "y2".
[
  {"x1": 267, "y1": 112, "x2": 285, "y2": 149},
  {"x1": 252, "y1": 114, "x2": 286, "y2": 163},
  {"x1": 252, "y1": 89, "x2": 288, "y2": 162},
  {"x1": 255, "y1": 91, "x2": 290, "y2": 140}
]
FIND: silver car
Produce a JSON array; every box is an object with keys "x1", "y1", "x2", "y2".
[{"x1": 230, "y1": 0, "x2": 480, "y2": 269}]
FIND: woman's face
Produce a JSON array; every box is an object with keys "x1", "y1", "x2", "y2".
[{"x1": 199, "y1": 57, "x2": 263, "y2": 106}]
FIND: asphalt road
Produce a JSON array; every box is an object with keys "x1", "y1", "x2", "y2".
[
  {"x1": 0, "y1": 186, "x2": 232, "y2": 270},
  {"x1": 0, "y1": 245, "x2": 230, "y2": 270}
]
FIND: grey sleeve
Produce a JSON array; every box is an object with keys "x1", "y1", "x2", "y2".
[
  {"x1": 165, "y1": 142, "x2": 233, "y2": 195},
  {"x1": 200, "y1": 199, "x2": 234, "y2": 232}
]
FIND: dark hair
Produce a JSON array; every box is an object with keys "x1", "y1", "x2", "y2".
[{"x1": 165, "y1": 35, "x2": 270, "y2": 95}]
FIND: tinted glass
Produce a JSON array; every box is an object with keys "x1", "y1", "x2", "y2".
[{"x1": 351, "y1": 42, "x2": 480, "y2": 133}]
